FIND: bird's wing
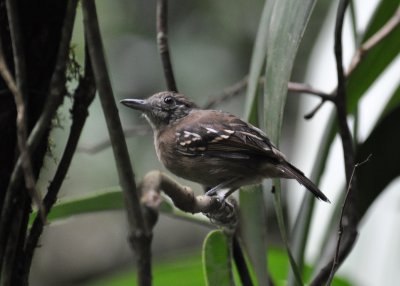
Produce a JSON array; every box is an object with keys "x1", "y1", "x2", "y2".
[{"x1": 175, "y1": 111, "x2": 285, "y2": 160}]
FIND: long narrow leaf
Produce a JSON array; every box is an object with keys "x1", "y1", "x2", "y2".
[
  {"x1": 241, "y1": 1, "x2": 276, "y2": 285},
  {"x1": 29, "y1": 188, "x2": 124, "y2": 226},
  {"x1": 262, "y1": 0, "x2": 319, "y2": 285},
  {"x1": 244, "y1": 0, "x2": 276, "y2": 121}
]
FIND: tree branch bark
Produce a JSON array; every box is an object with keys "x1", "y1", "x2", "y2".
[
  {"x1": 156, "y1": 0, "x2": 178, "y2": 92},
  {"x1": 82, "y1": 1, "x2": 152, "y2": 285}
]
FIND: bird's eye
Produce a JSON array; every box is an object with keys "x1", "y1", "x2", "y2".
[{"x1": 164, "y1": 96, "x2": 174, "y2": 105}]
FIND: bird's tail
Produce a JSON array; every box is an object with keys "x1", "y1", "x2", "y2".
[{"x1": 279, "y1": 162, "x2": 330, "y2": 203}]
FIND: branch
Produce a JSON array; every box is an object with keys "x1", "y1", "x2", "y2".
[
  {"x1": 0, "y1": 0, "x2": 45, "y2": 221},
  {"x1": 348, "y1": 7, "x2": 400, "y2": 74},
  {"x1": 311, "y1": 1, "x2": 360, "y2": 284},
  {"x1": 140, "y1": 171, "x2": 238, "y2": 229},
  {"x1": 307, "y1": 7, "x2": 400, "y2": 119},
  {"x1": 156, "y1": 0, "x2": 178, "y2": 92},
  {"x1": 77, "y1": 124, "x2": 151, "y2": 154},
  {"x1": 205, "y1": 76, "x2": 332, "y2": 109},
  {"x1": 82, "y1": 1, "x2": 151, "y2": 285},
  {"x1": 326, "y1": 155, "x2": 371, "y2": 285},
  {"x1": 303, "y1": 99, "x2": 326, "y2": 120},
  {"x1": 334, "y1": 0, "x2": 354, "y2": 190},
  {"x1": 0, "y1": 0, "x2": 78, "y2": 271},
  {"x1": 204, "y1": 75, "x2": 249, "y2": 109},
  {"x1": 22, "y1": 52, "x2": 96, "y2": 282}
]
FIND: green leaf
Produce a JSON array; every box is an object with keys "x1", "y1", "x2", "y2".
[
  {"x1": 239, "y1": 186, "x2": 268, "y2": 286},
  {"x1": 29, "y1": 188, "x2": 124, "y2": 226},
  {"x1": 244, "y1": 0, "x2": 275, "y2": 120},
  {"x1": 262, "y1": 0, "x2": 319, "y2": 285},
  {"x1": 356, "y1": 104, "x2": 400, "y2": 221},
  {"x1": 347, "y1": 0, "x2": 400, "y2": 113},
  {"x1": 202, "y1": 230, "x2": 233, "y2": 286},
  {"x1": 264, "y1": 0, "x2": 317, "y2": 143},
  {"x1": 241, "y1": 2, "x2": 275, "y2": 285}
]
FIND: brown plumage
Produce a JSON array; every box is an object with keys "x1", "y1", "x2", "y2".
[{"x1": 121, "y1": 91, "x2": 330, "y2": 203}]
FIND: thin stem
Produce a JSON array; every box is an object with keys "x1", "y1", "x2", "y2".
[
  {"x1": 22, "y1": 52, "x2": 96, "y2": 282},
  {"x1": 288, "y1": 82, "x2": 333, "y2": 101},
  {"x1": 205, "y1": 75, "x2": 332, "y2": 109},
  {"x1": 326, "y1": 155, "x2": 371, "y2": 285},
  {"x1": 156, "y1": 0, "x2": 177, "y2": 92},
  {"x1": 204, "y1": 76, "x2": 249, "y2": 109},
  {"x1": 81, "y1": 1, "x2": 151, "y2": 285},
  {"x1": 304, "y1": 99, "x2": 326, "y2": 120}
]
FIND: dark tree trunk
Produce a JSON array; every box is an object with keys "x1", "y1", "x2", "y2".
[{"x1": 0, "y1": 1, "x2": 69, "y2": 284}]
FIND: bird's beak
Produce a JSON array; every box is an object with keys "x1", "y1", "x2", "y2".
[{"x1": 120, "y1": 99, "x2": 151, "y2": 111}]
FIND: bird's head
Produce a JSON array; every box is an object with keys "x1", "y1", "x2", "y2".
[{"x1": 120, "y1": 91, "x2": 196, "y2": 130}]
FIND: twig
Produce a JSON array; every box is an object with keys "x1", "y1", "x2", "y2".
[
  {"x1": 311, "y1": 1, "x2": 360, "y2": 284},
  {"x1": 204, "y1": 75, "x2": 249, "y2": 109},
  {"x1": 0, "y1": 0, "x2": 78, "y2": 272},
  {"x1": 348, "y1": 7, "x2": 400, "y2": 74},
  {"x1": 304, "y1": 99, "x2": 326, "y2": 119},
  {"x1": 288, "y1": 82, "x2": 333, "y2": 101},
  {"x1": 0, "y1": 0, "x2": 45, "y2": 221},
  {"x1": 22, "y1": 51, "x2": 96, "y2": 282},
  {"x1": 82, "y1": 1, "x2": 152, "y2": 285},
  {"x1": 326, "y1": 155, "x2": 371, "y2": 285},
  {"x1": 77, "y1": 124, "x2": 151, "y2": 154},
  {"x1": 156, "y1": 0, "x2": 178, "y2": 92},
  {"x1": 205, "y1": 76, "x2": 332, "y2": 109}
]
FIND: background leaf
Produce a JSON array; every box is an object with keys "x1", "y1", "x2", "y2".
[
  {"x1": 347, "y1": 0, "x2": 400, "y2": 113},
  {"x1": 29, "y1": 188, "x2": 124, "y2": 226},
  {"x1": 356, "y1": 104, "x2": 400, "y2": 221},
  {"x1": 202, "y1": 230, "x2": 233, "y2": 286}
]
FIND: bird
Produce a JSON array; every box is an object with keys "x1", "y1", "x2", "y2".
[{"x1": 120, "y1": 91, "x2": 330, "y2": 203}]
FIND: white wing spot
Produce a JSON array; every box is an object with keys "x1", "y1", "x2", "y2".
[
  {"x1": 224, "y1": 129, "x2": 235, "y2": 134},
  {"x1": 220, "y1": 134, "x2": 230, "y2": 139},
  {"x1": 211, "y1": 137, "x2": 224, "y2": 143},
  {"x1": 206, "y1": 127, "x2": 218, "y2": 134}
]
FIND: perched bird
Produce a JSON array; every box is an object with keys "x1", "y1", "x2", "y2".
[{"x1": 120, "y1": 91, "x2": 329, "y2": 203}]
